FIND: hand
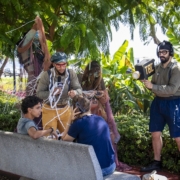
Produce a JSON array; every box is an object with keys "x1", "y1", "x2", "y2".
[
  {"x1": 68, "y1": 90, "x2": 76, "y2": 98},
  {"x1": 71, "y1": 107, "x2": 81, "y2": 121},
  {"x1": 53, "y1": 87, "x2": 62, "y2": 95},
  {"x1": 142, "y1": 80, "x2": 153, "y2": 89},
  {"x1": 32, "y1": 23, "x2": 38, "y2": 31},
  {"x1": 51, "y1": 130, "x2": 58, "y2": 140}
]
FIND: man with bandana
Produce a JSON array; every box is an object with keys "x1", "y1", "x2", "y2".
[
  {"x1": 36, "y1": 52, "x2": 82, "y2": 137},
  {"x1": 140, "y1": 41, "x2": 180, "y2": 172}
]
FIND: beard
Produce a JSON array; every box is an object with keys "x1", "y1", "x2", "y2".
[{"x1": 160, "y1": 55, "x2": 170, "y2": 64}]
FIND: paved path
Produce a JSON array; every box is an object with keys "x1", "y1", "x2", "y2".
[
  {"x1": 0, "y1": 166, "x2": 180, "y2": 180},
  {"x1": 125, "y1": 166, "x2": 180, "y2": 180}
]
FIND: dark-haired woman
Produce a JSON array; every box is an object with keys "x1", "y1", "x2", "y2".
[{"x1": 78, "y1": 61, "x2": 131, "y2": 171}]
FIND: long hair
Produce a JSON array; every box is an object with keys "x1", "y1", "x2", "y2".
[{"x1": 81, "y1": 61, "x2": 102, "y2": 90}]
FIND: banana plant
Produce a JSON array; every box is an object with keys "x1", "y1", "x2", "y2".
[
  {"x1": 70, "y1": 40, "x2": 154, "y2": 115},
  {"x1": 101, "y1": 40, "x2": 154, "y2": 115}
]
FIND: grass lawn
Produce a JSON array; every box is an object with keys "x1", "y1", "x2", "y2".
[{"x1": 0, "y1": 76, "x2": 27, "y2": 91}]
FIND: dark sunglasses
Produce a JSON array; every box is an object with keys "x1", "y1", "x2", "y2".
[{"x1": 158, "y1": 50, "x2": 169, "y2": 56}]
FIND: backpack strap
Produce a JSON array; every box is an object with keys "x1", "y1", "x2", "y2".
[
  {"x1": 168, "y1": 62, "x2": 177, "y2": 83},
  {"x1": 67, "y1": 69, "x2": 71, "y2": 91},
  {"x1": 48, "y1": 69, "x2": 53, "y2": 90}
]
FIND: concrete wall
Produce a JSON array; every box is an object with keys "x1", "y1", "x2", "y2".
[
  {"x1": 0, "y1": 130, "x2": 140, "y2": 180},
  {"x1": 0, "y1": 130, "x2": 103, "y2": 180}
]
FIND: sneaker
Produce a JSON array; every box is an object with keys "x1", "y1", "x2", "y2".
[{"x1": 140, "y1": 160, "x2": 162, "y2": 172}]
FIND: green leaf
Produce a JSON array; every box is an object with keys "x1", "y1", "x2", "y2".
[
  {"x1": 78, "y1": 23, "x2": 86, "y2": 37},
  {"x1": 113, "y1": 40, "x2": 129, "y2": 63},
  {"x1": 74, "y1": 35, "x2": 81, "y2": 54}
]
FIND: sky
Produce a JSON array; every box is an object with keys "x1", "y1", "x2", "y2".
[{"x1": 109, "y1": 25, "x2": 168, "y2": 64}]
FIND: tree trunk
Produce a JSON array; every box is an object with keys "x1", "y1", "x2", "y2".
[
  {"x1": 0, "y1": 57, "x2": 9, "y2": 78},
  {"x1": 150, "y1": 23, "x2": 161, "y2": 45}
]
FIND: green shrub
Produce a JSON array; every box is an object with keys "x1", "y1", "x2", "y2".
[
  {"x1": 0, "y1": 111, "x2": 20, "y2": 131},
  {"x1": 0, "y1": 91, "x2": 21, "y2": 132},
  {"x1": 116, "y1": 113, "x2": 180, "y2": 173}
]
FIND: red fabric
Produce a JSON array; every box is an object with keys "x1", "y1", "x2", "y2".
[{"x1": 105, "y1": 95, "x2": 132, "y2": 171}]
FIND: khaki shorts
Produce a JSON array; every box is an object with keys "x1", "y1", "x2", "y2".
[{"x1": 42, "y1": 104, "x2": 71, "y2": 134}]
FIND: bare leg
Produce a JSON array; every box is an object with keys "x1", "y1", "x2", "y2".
[
  {"x1": 140, "y1": 131, "x2": 162, "y2": 172},
  {"x1": 174, "y1": 137, "x2": 180, "y2": 151},
  {"x1": 151, "y1": 131, "x2": 162, "y2": 161}
]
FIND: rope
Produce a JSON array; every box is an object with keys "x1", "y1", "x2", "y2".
[
  {"x1": 48, "y1": 68, "x2": 70, "y2": 109},
  {"x1": 43, "y1": 104, "x2": 70, "y2": 130},
  {"x1": 5, "y1": 20, "x2": 35, "y2": 34}
]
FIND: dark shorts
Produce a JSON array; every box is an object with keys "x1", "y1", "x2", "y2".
[{"x1": 150, "y1": 97, "x2": 180, "y2": 138}]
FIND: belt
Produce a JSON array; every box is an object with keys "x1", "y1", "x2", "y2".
[
  {"x1": 56, "y1": 104, "x2": 67, "y2": 108},
  {"x1": 156, "y1": 96, "x2": 180, "y2": 100}
]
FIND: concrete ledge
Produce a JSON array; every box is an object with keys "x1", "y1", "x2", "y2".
[{"x1": 0, "y1": 130, "x2": 140, "y2": 180}]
